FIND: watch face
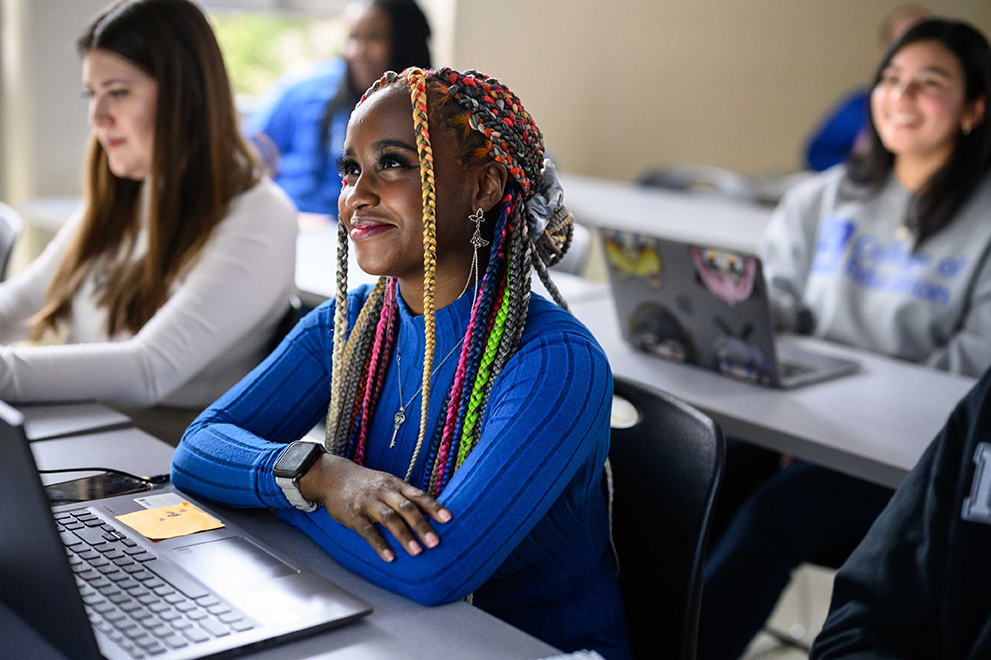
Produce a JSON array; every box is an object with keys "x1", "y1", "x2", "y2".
[{"x1": 273, "y1": 442, "x2": 321, "y2": 478}]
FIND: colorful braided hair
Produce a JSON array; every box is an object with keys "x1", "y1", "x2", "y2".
[{"x1": 325, "y1": 68, "x2": 575, "y2": 494}]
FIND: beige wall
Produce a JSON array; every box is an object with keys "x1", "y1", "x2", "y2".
[
  {"x1": 2, "y1": 1, "x2": 990, "y2": 203},
  {"x1": 1, "y1": 0, "x2": 107, "y2": 205},
  {"x1": 450, "y1": 0, "x2": 991, "y2": 181}
]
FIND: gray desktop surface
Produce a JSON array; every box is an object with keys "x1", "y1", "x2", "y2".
[
  {"x1": 25, "y1": 425, "x2": 560, "y2": 660},
  {"x1": 572, "y1": 295, "x2": 976, "y2": 489},
  {"x1": 17, "y1": 401, "x2": 132, "y2": 441},
  {"x1": 560, "y1": 173, "x2": 773, "y2": 253},
  {"x1": 32, "y1": 426, "x2": 175, "y2": 485}
]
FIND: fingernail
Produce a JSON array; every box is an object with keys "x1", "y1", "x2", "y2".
[
  {"x1": 425, "y1": 532, "x2": 439, "y2": 548},
  {"x1": 408, "y1": 540, "x2": 422, "y2": 555},
  {"x1": 439, "y1": 509, "x2": 452, "y2": 522},
  {"x1": 383, "y1": 549, "x2": 395, "y2": 562}
]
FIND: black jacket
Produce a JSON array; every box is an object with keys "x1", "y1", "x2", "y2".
[{"x1": 813, "y1": 367, "x2": 991, "y2": 659}]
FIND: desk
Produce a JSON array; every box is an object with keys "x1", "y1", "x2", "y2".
[
  {"x1": 572, "y1": 296, "x2": 976, "y2": 489},
  {"x1": 561, "y1": 173, "x2": 773, "y2": 253},
  {"x1": 16, "y1": 196, "x2": 81, "y2": 233},
  {"x1": 295, "y1": 227, "x2": 609, "y2": 309},
  {"x1": 18, "y1": 426, "x2": 560, "y2": 659}
]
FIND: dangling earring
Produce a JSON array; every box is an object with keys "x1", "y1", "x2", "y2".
[
  {"x1": 962, "y1": 124, "x2": 973, "y2": 136},
  {"x1": 469, "y1": 208, "x2": 489, "y2": 250},
  {"x1": 467, "y1": 208, "x2": 488, "y2": 297}
]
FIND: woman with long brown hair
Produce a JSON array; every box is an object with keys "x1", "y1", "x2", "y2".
[{"x1": 0, "y1": 0, "x2": 296, "y2": 437}]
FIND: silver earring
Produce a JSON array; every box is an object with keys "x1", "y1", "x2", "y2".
[
  {"x1": 464, "y1": 208, "x2": 488, "y2": 299},
  {"x1": 469, "y1": 208, "x2": 489, "y2": 249}
]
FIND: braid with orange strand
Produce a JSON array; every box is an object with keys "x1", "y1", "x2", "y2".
[{"x1": 325, "y1": 69, "x2": 574, "y2": 493}]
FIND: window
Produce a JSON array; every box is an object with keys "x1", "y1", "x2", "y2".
[{"x1": 205, "y1": 0, "x2": 349, "y2": 107}]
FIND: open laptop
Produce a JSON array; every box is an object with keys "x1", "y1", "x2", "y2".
[
  {"x1": 601, "y1": 228, "x2": 858, "y2": 388},
  {"x1": 0, "y1": 400, "x2": 371, "y2": 660}
]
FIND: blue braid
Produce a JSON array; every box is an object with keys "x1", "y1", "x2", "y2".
[{"x1": 439, "y1": 193, "x2": 514, "y2": 490}]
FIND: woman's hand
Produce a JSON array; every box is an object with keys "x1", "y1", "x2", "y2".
[{"x1": 298, "y1": 453, "x2": 452, "y2": 562}]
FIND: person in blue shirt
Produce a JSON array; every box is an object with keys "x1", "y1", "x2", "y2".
[
  {"x1": 804, "y1": 5, "x2": 927, "y2": 171},
  {"x1": 245, "y1": 0, "x2": 431, "y2": 216},
  {"x1": 172, "y1": 67, "x2": 632, "y2": 659}
]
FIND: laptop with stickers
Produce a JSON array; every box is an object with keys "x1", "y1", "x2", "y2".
[
  {"x1": 0, "y1": 400, "x2": 371, "y2": 660},
  {"x1": 601, "y1": 228, "x2": 859, "y2": 388}
]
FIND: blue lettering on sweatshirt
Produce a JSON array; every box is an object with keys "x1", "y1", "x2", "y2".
[{"x1": 811, "y1": 216, "x2": 963, "y2": 307}]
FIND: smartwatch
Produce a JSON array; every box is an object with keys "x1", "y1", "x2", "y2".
[{"x1": 273, "y1": 441, "x2": 325, "y2": 512}]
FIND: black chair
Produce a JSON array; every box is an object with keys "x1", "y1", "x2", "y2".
[
  {"x1": 267, "y1": 296, "x2": 304, "y2": 354},
  {"x1": 609, "y1": 377, "x2": 725, "y2": 660},
  {"x1": 636, "y1": 164, "x2": 758, "y2": 203}
]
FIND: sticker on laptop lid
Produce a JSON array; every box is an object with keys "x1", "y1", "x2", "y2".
[
  {"x1": 116, "y1": 502, "x2": 224, "y2": 541},
  {"x1": 133, "y1": 492, "x2": 186, "y2": 510}
]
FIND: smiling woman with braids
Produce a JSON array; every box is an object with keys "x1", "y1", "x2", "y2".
[{"x1": 172, "y1": 67, "x2": 631, "y2": 659}]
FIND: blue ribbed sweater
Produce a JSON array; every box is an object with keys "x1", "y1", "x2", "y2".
[{"x1": 171, "y1": 285, "x2": 632, "y2": 659}]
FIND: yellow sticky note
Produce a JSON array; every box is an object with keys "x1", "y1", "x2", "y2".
[{"x1": 116, "y1": 502, "x2": 224, "y2": 541}]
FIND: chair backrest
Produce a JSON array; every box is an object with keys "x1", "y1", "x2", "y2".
[
  {"x1": 609, "y1": 377, "x2": 725, "y2": 660},
  {"x1": 267, "y1": 296, "x2": 303, "y2": 354},
  {"x1": 636, "y1": 164, "x2": 758, "y2": 203},
  {"x1": 0, "y1": 203, "x2": 24, "y2": 281}
]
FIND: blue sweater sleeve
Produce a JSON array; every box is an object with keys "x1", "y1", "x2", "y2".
[
  {"x1": 172, "y1": 301, "x2": 612, "y2": 606},
  {"x1": 171, "y1": 300, "x2": 341, "y2": 509},
  {"x1": 284, "y1": 332, "x2": 612, "y2": 605}
]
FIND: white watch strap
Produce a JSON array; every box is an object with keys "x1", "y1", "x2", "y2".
[{"x1": 275, "y1": 475, "x2": 320, "y2": 512}]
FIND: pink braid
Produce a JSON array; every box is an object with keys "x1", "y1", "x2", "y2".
[{"x1": 354, "y1": 281, "x2": 396, "y2": 464}]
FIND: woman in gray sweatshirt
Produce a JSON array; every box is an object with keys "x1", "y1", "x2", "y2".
[{"x1": 700, "y1": 18, "x2": 991, "y2": 660}]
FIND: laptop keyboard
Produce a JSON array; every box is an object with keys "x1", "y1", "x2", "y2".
[{"x1": 56, "y1": 507, "x2": 255, "y2": 658}]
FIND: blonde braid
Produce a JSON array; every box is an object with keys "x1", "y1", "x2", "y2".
[
  {"x1": 405, "y1": 68, "x2": 438, "y2": 482},
  {"x1": 329, "y1": 278, "x2": 387, "y2": 451},
  {"x1": 325, "y1": 220, "x2": 351, "y2": 449}
]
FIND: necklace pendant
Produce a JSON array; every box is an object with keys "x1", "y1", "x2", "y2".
[{"x1": 390, "y1": 409, "x2": 406, "y2": 449}]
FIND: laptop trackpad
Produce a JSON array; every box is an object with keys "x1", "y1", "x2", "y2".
[{"x1": 172, "y1": 537, "x2": 298, "y2": 589}]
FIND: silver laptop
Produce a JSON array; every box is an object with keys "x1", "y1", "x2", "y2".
[
  {"x1": 0, "y1": 400, "x2": 371, "y2": 660},
  {"x1": 601, "y1": 228, "x2": 858, "y2": 388}
]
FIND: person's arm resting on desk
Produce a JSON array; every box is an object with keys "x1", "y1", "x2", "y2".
[
  {"x1": 0, "y1": 186, "x2": 296, "y2": 404},
  {"x1": 172, "y1": 300, "x2": 612, "y2": 606},
  {"x1": 760, "y1": 175, "x2": 830, "y2": 333},
  {"x1": 0, "y1": 208, "x2": 84, "y2": 344},
  {"x1": 925, "y1": 248, "x2": 991, "y2": 377}
]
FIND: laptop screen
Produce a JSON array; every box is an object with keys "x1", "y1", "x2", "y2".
[
  {"x1": 0, "y1": 400, "x2": 102, "y2": 659},
  {"x1": 602, "y1": 228, "x2": 781, "y2": 385}
]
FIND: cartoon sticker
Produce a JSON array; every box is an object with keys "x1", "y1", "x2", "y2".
[
  {"x1": 604, "y1": 231, "x2": 663, "y2": 287},
  {"x1": 629, "y1": 303, "x2": 695, "y2": 363},
  {"x1": 711, "y1": 319, "x2": 773, "y2": 385},
  {"x1": 690, "y1": 245, "x2": 757, "y2": 304}
]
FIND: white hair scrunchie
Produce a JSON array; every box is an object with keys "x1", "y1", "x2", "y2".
[{"x1": 525, "y1": 158, "x2": 565, "y2": 240}]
